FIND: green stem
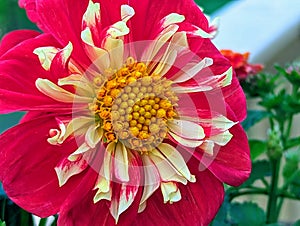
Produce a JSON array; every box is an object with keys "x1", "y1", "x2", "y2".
[
  {"x1": 38, "y1": 218, "x2": 47, "y2": 226},
  {"x1": 266, "y1": 158, "x2": 281, "y2": 224},
  {"x1": 229, "y1": 188, "x2": 268, "y2": 201}
]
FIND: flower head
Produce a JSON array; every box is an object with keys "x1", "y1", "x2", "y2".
[
  {"x1": 0, "y1": 1, "x2": 251, "y2": 225},
  {"x1": 221, "y1": 49, "x2": 263, "y2": 80}
]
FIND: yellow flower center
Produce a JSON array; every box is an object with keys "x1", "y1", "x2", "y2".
[{"x1": 90, "y1": 57, "x2": 178, "y2": 152}]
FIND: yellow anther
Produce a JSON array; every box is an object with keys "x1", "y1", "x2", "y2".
[
  {"x1": 130, "y1": 127, "x2": 140, "y2": 137},
  {"x1": 127, "y1": 76, "x2": 137, "y2": 84},
  {"x1": 144, "y1": 112, "x2": 152, "y2": 119},
  {"x1": 148, "y1": 99, "x2": 155, "y2": 106},
  {"x1": 142, "y1": 125, "x2": 149, "y2": 131},
  {"x1": 138, "y1": 116, "x2": 145, "y2": 124},
  {"x1": 99, "y1": 109, "x2": 111, "y2": 119},
  {"x1": 138, "y1": 107, "x2": 146, "y2": 115},
  {"x1": 110, "y1": 88, "x2": 121, "y2": 98},
  {"x1": 133, "y1": 105, "x2": 140, "y2": 112},
  {"x1": 97, "y1": 88, "x2": 106, "y2": 98},
  {"x1": 153, "y1": 104, "x2": 160, "y2": 110},
  {"x1": 144, "y1": 105, "x2": 152, "y2": 111},
  {"x1": 106, "y1": 132, "x2": 116, "y2": 142},
  {"x1": 121, "y1": 94, "x2": 129, "y2": 101},
  {"x1": 106, "y1": 80, "x2": 117, "y2": 89},
  {"x1": 141, "y1": 76, "x2": 152, "y2": 86},
  {"x1": 133, "y1": 112, "x2": 140, "y2": 120},
  {"x1": 149, "y1": 124, "x2": 160, "y2": 134},
  {"x1": 150, "y1": 109, "x2": 157, "y2": 115},
  {"x1": 103, "y1": 96, "x2": 113, "y2": 106},
  {"x1": 103, "y1": 121, "x2": 113, "y2": 131},
  {"x1": 120, "y1": 102, "x2": 128, "y2": 109},
  {"x1": 119, "y1": 131, "x2": 129, "y2": 139},
  {"x1": 136, "y1": 62, "x2": 147, "y2": 72},
  {"x1": 145, "y1": 119, "x2": 151, "y2": 126},
  {"x1": 130, "y1": 120, "x2": 137, "y2": 127},
  {"x1": 89, "y1": 103, "x2": 98, "y2": 112},
  {"x1": 157, "y1": 109, "x2": 166, "y2": 118},
  {"x1": 126, "y1": 57, "x2": 135, "y2": 66},
  {"x1": 140, "y1": 100, "x2": 148, "y2": 106},
  {"x1": 132, "y1": 87, "x2": 140, "y2": 94},
  {"x1": 137, "y1": 123, "x2": 143, "y2": 130},
  {"x1": 139, "y1": 131, "x2": 150, "y2": 139}
]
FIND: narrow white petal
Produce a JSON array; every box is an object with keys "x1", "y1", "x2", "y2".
[
  {"x1": 149, "y1": 149, "x2": 187, "y2": 184},
  {"x1": 83, "y1": 0, "x2": 101, "y2": 27},
  {"x1": 169, "y1": 131, "x2": 203, "y2": 148},
  {"x1": 172, "y1": 57, "x2": 213, "y2": 83},
  {"x1": 114, "y1": 142, "x2": 129, "y2": 182},
  {"x1": 162, "y1": 13, "x2": 185, "y2": 28},
  {"x1": 33, "y1": 46, "x2": 58, "y2": 71},
  {"x1": 121, "y1": 5, "x2": 135, "y2": 23},
  {"x1": 157, "y1": 143, "x2": 194, "y2": 182},
  {"x1": 35, "y1": 78, "x2": 92, "y2": 103},
  {"x1": 139, "y1": 155, "x2": 160, "y2": 205},
  {"x1": 210, "y1": 130, "x2": 233, "y2": 146},
  {"x1": 68, "y1": 143, "x2": 91, "y2": 161},
  {"x1": 168, "y1": 119, "x2": 205, "y2": 140},
  {"x1": 85, "y1": 124, "x2": 103, "y2": 148},
  {"x1": 161, "y1": 182, "x2": 181, "y2": 204}
]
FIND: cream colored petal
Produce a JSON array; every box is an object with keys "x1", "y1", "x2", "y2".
[
  {"x1": 58, "y1": 73, "x2": 94, "y2": 96},
  {"x1": 161, "y1": 182, "x2": 181, "y2": 204},
  {"x1": 200, "y1": 114, "x2": 237, "y2": 131},
  {"x1": 121, "y1": 5, "x2": 135, "y2": 23},
  {"x1": 114, "y1": 142, "x2": 129, "y2": 182},
  {"x1": 67, "y1": 142, "x2": 91, "y2": 161},
  {"x1": 149, "y1": 149, "x2": 187, "y2": 184},
  {"x1": 168, "y1": 119, "x2": 205, "y2": 140},
  {"x1": 188, "y1": 24, "x2": 214, "y2": 38},
  {"x1": 210, "y1": 130, "x2": 233, "y2": 146},
  {"x1": 55, "y1": 151, "x2": 93, "y2": 186},
  {"x1": 83, "y1": 0, "x2": 100, "y2": 27},
  {"x1": 33, "y1": 46, "x2": 58, "y2": 71},
  {"x1": 94, "y1": 176, "x2": 112, "y2": 203},
  {"x1": 171, "y1": 57, "x2": 213, "y2": 83},
  {"x1": 139, "y1": 155, "x2": 160, "y2": 210},
  {"x1": 157, "y1": 143, "x2": 195, "y2": 182},
  {"x1": 172, "y1": 67, "x2": 233, "y2": 93},
  {"x1": 169, "y1": 131, "x2": 203, "y2": 148},
  {"x1": 47, "y1": 118, "x2": 66, "y2": 145},
  {"x1": 199, "y1": 140, "x2": 215, "y2": 156},
  {"x1": 142, "y1": 24, "x2": 179, "y2": 64},
  {"x1": 81, "y1": 27, "x2": 111, "y2": 71},
  {"x1": 162, "y1": 13, "x2": 185, "y2": 28},
  {"x1": 35, "y1": 78, "x2": 92, "y2": 103},
  {"x1": 64, "y1": 116, "x2": 94, "y2": 141},
  {"x1": 85, "y1": 124, "x2": 103, "y2": 148}
]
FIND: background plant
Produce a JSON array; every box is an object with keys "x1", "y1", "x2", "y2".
[{"x1": 211, "y1": 63, "x2": 300, "y2": 226}]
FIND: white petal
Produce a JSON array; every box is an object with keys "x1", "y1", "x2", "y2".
[
  {"x1": 55, "y1": 151, "x2": 93, "y2": 186},
  {"x1": 114, "y1": 142, "x2": 129, "y2": 182},
  {"x1": 81, "y1": 27, "x2": 111, "y2": 71},
  {"x1": 35, "y1": 78, "x2": 92, "y2": 103},
  {"x1": 85, "y1": 124, "x2": 103, "y2": 148},
  {"x1": 139, "y1": 155, "x2": 160, "y2": 206},
  {"x1": 157, "y1": 143, "x2": 195, "y2": 182},
  {"x1": 47, "y1": 118, "x2": 66, "y2": 145},
  {"x1": 162, "y1": 13, "x2": 185, "y2": 28},
  {"x1": 83, "y1": 0, "x2": 101, "y2": 27},
  {"x1": 33, "y1": 46, "x2": 58, "y2": 71},
  {"x1": 168, "y1": 119, "x2": 205, "y2": 140},
  {"x1": 149, "y1": 149, "x2": 187, "y2": 184},
  {"x1": 68, "y1": 143, "x2": 91, "y2": 161},
  {"x1": 188, "y1": 25, "x2": 214, "y2": 38},
  {"x1": 171, "y1": 57, "x2": 213, "y2": 83},
  {"x1": 94, "y1": 176, "x2": 112, "y2": 203},
  {"x1": 210, "y1": 130, "x2": 233, "y2": 146},
  {"x1": 161, "y1": 182, "x2": 181, "y2": 204},
  {"x1": 121, "y1": 5, "x2": 135, "y2": 23},
  {"x1": 169, "y1": 131, "x2": 203, "y2": 148}
]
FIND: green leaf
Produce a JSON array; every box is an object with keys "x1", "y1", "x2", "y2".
[
  {"x1": 283, "y1": 149, "x2": 299, "y2": 180},
  {"x1": 290, "y1": 172, "x2": 300, "y2": 198},
  {"x1": 241, "y1": 160, "x2": 271, "y2": 187},
  {"x1": 242, "y1": 110, "x2": 270, "y2": 130},
  {"x1": 293, "y1": 219, "x2": 300, "y2": 226},
  {"x1": 229, "y1": 202, "x2": 266, "y2": 226},
  {"x1": 249, "y1": 140, "x2": 267, "y2": 160},
  {"x1": 0, "y1": 219, "x2": 6, "y2": 226}
]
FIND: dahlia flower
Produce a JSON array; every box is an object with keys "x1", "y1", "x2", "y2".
[{"x1": 0, "y1": 0, "x2": 250, "y2": 225}]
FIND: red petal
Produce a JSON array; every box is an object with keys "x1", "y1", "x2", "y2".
[
  {"x1": 202, "y1": 123, "x2": 251, "y2": 186},
  {"x1": 133, "y1": 159, "x2": 224, "y2": 226},
  {"x1": 0, "y1": 30, "x2": 40, "y2": 56},
  {"x1": 0, "y1": 116, "x2": 86, "y2": 217},
  {"x1": 0, "y1": 33, "x2": 72, "y2": 113}
]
